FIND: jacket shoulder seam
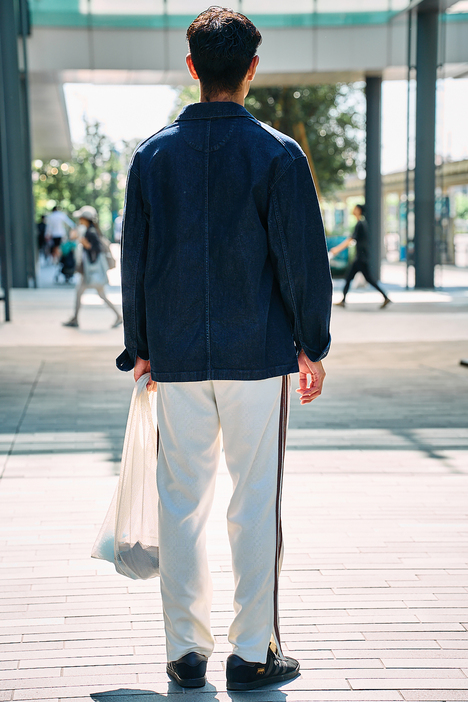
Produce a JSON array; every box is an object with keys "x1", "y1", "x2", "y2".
[
  {"x1": 254, "y1": 119, "x2": 302, "y2": 158},
  {"x1": 129, "y1": 123, "x2": 178, "y2": 174},
  {"x1": 269, "y1": 154, "x2": 307, "y2": 193}
]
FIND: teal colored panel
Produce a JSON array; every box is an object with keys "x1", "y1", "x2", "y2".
[
  {"x1": 29, "y1": 10, "x2": 396, "y2": 29},
  {"x1": 442, "y1": 12, "x2": 468, "y2": 24},
  {"x1": 30, "y1": 0, "x2": 80, "y2": 13},
  {"x1": 29, "y1": 0, "x2": 87, "y2": 26},
  {"x1": 28, "y1": 7, "x2": 468, "y2": 30},
  {"x1": 250, "y1": 11, "x2": 396, "y2": 27}
]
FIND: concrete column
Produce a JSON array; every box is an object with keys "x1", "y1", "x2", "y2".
[
  {"x1": 0, "y1": 3, "x2": 14, "y2": 313},
  {"x1": 0, "y1": 114, "x2": 12, "y2": 320},
  {"x1": 19, "y1": 0, "x2": 37, "y2": 287},
  {"x1": 414, "y1": 7, "x2": 438, "y2": 288},
  {"x1": 365, "y1": 75, "x2": 383, "y2": 282},
  {"x1": 0, "y1": 0, "x2": 35, "y2": 288}
]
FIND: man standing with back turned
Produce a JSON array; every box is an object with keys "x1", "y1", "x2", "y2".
[{"x1": 117, "y1": 7, "x2": 332, "y2": 692}]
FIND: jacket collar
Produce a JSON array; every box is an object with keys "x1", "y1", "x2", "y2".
[{"x1": 177, "y1": 102, "x2": 253, "y2": 121}]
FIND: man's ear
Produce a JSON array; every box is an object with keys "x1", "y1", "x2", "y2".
[
  {"x1": 247, "y1": 55, "x2": 259, "y2": 82},
  {"x1": 186, "y1": 54, "x2": 199, "y2": 80}
]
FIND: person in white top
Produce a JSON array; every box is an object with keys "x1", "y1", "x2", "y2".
[{"x1": 45, "y1": 206, "x2": 75, "y2": 260}]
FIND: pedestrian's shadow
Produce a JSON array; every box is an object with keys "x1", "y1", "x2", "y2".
[{"x1": 91, "y1": 686, "x2": 288, "y2": 701}]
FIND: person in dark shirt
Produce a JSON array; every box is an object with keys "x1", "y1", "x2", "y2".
[
  {"x1": 37, "y1": 215, "x2": 46, "y2": 256},
  {"x1": 330, "y1": 204, "x2": 391, "y2": 308}
]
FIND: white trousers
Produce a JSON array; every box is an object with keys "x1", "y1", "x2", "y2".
[{"x1": 156, "y1": 376, "x2": 290, "y2": 664}]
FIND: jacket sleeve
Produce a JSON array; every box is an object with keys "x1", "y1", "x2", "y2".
[
  {"x1": 267, "y1": 155, "x2": 332, "y2": 362},
  {"x1": 116, "y1": 156, "x2": 150, "y2": 372}
]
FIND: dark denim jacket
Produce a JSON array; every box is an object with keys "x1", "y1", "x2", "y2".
[{"x1": 117, "y1": 101, "x2": 332, "y2": 382}]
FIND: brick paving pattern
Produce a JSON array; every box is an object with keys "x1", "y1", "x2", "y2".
[{"x1": 0, "y1": 268, "x2": 468, "y2": 701}]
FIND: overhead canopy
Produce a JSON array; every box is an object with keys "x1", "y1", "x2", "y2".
[
  {"x1": 27, "y1": 0, "x2": 468, "y2": 158},
  {"x1": 29, "y1": 75, "x2": 73, "y2": 161}
]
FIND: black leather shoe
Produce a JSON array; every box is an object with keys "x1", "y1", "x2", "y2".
[
  {"x1": 166, "y1": 651, "x2": 207, "y2": 688},
  {"x1": 226, "y1": 645, "x2": 300, "y2": 691}
]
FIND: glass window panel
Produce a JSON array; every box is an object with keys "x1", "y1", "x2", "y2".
[
  {"x1": 80, "y1": 0, "x2": 164, "y2": 14},
  {"x1": 243, "y1": 0, "x2": 312, "y2": 13},
  {"x1": 166, "y1": 0, "x2": 229, "y2": 13},
  {"x1": 316, "y1": 0, "x2": 406, "y2": 11},
  {"x1": 447, "y1": 0, "x2": 468, "y2": 12}
]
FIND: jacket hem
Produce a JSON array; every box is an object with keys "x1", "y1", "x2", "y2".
[{"x1": 150, "y1": 362, "x2": 299, "y2": 383}]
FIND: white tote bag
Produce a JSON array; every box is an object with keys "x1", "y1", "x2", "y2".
[{"x1": 91, "y1": 373, "x2": 160, "y2": 579}]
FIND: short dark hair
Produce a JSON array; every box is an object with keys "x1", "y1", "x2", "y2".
[
  {"x1": 187, "y1": 7, "x2": 262, "y2": 101},
  {"x1": 355, "y1": 204, "x2": 365, "y2": 215}
]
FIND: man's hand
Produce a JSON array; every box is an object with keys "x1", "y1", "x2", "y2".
[
  {"x1": 296, "y1": 351, "x2": 326, "y2": 405},
  {"x1": 134, "y1": 356, "x2": 157, "y2": 392}
]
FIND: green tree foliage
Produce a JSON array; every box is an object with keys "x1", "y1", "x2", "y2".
[
  {"x1": 32, "y1": 119, "x2": 127, "y2": 235},
  {"x1": 455, "y1": 192, "x2": 468, "y2": 220},
  {"x1": 245, "y1": 84, "x2": 364, "y2": 197},
  {"x1": 169, "y1": 85, "x2": 199, "y2": 122}
]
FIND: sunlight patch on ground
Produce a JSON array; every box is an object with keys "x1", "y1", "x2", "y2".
[
  {"x1": 81, "y1": 292, "x2": 122, "y2": 305},
  {"x1": 332, "y1": 290, "x2": 454, "y2": 304}
]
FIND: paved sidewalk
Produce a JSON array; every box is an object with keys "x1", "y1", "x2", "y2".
[{"x1": 0, "y1": 269, "x2": 468, "y2": 701}]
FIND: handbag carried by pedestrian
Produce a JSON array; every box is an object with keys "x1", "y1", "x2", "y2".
[
  {"x1": 99, "y1": 234, "x2": 117, "y2": 270},
  {"x1": 83, "y1": 251, "x2": 109, "y2": 286},
  {"x1": 91, "y1": 373, "x2": 159, "y2": 579}
]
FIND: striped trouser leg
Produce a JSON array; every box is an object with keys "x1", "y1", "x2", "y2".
[
  {"x1": 156, "y1": 376, "x2": 290, "y2": 664},
  {"x1": 216, "y1": 376, "x2": 290, "y2": 664}
]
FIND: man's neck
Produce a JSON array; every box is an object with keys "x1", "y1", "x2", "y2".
[{"x1": 199, "y1": 90, "x2": 245, "y2": 106}]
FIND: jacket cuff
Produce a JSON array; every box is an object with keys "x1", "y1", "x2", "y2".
[
  {"x1": 301, "y1": 335, "x2": 331, "y2": 363},
  {"x1": 116, "y1": 348, "x2": 136, "y2": 372}
]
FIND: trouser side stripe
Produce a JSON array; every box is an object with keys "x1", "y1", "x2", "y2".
[{"x1": 273, "y1": 375, "x2": 289, "y2": 654}]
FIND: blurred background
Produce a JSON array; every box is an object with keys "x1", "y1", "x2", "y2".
[{"x1": 1, "y1": 0, "x2": 468, "y2": 315}]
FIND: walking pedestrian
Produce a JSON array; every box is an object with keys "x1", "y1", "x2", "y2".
[
  {"x1": 331, "y1": 204, "x2": 391, "y2": 308},
  {"x1": 63, "y1": 206, "x2": 122, "y2": 328},
  {"x1": 117, "y1": 7, "x2": 332, "y2": 691},
  {"x1": 45, "y1": 206, "x2": 75, "y2": 262},
  {"x1": 37, "y1": 215, "x2": 46, "y2": 261}
]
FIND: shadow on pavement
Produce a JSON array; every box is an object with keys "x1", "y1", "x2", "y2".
[{"x1": 91, "y1": 687, "x2": 289, "y2": 701}]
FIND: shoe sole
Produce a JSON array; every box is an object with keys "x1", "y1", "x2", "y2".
[
  {"x1": 226, "y1": 666, "x2": 300, "y2": 691},
  {"x1": 166, "y1": 668, "x2": 206, "y2": 688}
]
